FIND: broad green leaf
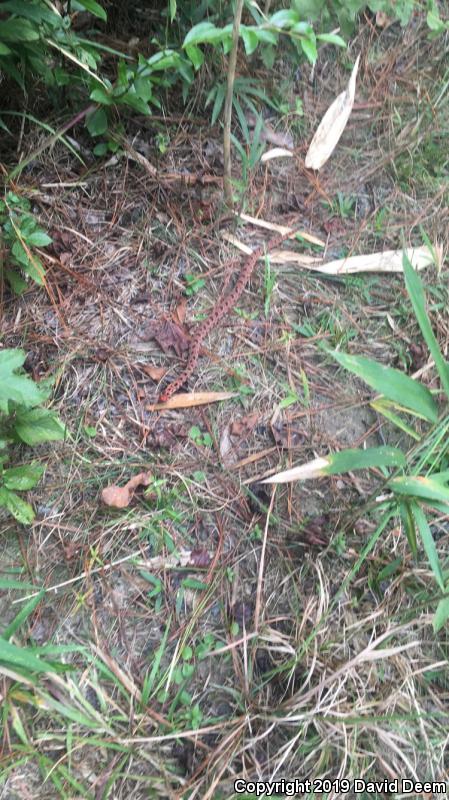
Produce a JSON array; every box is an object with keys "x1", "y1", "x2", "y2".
[
  {"x1": 3, "y1": 591, "x2": 44, "y2": 640},
  {"x1": 3, "y1": 463, "x2": 44, "y2": 490},
  {"x1": 169, "y1": 0, "x2": 176, "y2": 22},
  {"x1": 86, "y1": 107, "x2": 108, "y2": 136},
  {"x1": 4, "y1": 268, "x2": 27, "y2": 293},
  {"x1": 324, "y1": 446, "x2": 406, "y2": 474},
  {"x1": 73, "y1": 0, "x2": 107, "y2": 21},
  {"x1": 0, "y1": 636, "x2": 56, "y2": 673},
  {"x1": 330, "y1": 350, "x2": 438, "y2": 423},
  {"x1": 25, "y1": 231, "x2": 52, "y2": 247},
  {"x1": 240, "y1": 26, "x2": 259, "y2": 55},
  {"x1": 389, "y1": 475, "x2": 449, "y2": 507},
  {"x1": 183, "y1": 21, "x2": 227, "y2": 47},
  {"x1": 0, "y1": 1, "x2": 61, "y2": 25},
  {"x1": 300, "y1": 36, "x2": 317, "y2": 63},
  {"x1": 411, "y1": 502, "x2": 445, "y2": 592},
  {"x1": 403, "y1": 252, "x2": 449, "y2": 400},
  {"x1": 0, "y1": 349, "x2": 26, "y2": 373},
  {"x1": 433, "y1": 596, "x2": 449, "y2": 632},
  {"x1": 14, "y1": 407, "x2": 66, "y2": 445},
  {"x1": 269, "y1": 9, "x2": 299, "y2": 28},
  {"x1": 0, "y1": 19, "x2": 40, "y2": 41},
  {"x1": 0, "y1": 350, "x2": 44, "y2": 411},
  {"x1": 90, "y1": 87, "x2": 113, "y2": 105},
  {"x1": 317, "y1": 32, "x2": 346, "y2": 46},
  {"x1": 0, "y1": 42, "x2": 12, "y2": 54},
  {"x1": 0, "y1": 488, "x2": 35, "y2": 524},
  {"x1": 185, "y1": 44, "x2": 204, "y2": 70},
  {"x1": 11, "y1": 240, "x2": 44, "y2": 283}
]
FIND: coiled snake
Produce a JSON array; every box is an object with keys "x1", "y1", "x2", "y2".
[{"x1": 159, "y1": 232, "x2": 290, "y2": 402}]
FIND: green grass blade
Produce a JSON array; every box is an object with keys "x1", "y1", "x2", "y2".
[
  {"x1": 403, "y1": 252, "x2": 449, "y2": 399},
  {"x1": 0, "y1": 637, "x2": 56, "y2": 674},
  {"x1": 142, "y1": 614, "x2": 172, "y2": 704},
  {"x1": 329, "y1": 350, "x2": 438, "y2": 423},
  {"x1": 399, "y1": 500, "x2": 417, "y2": 558},
  {"x1": 371, "y1": 398, "x2": 421, "y2": 440},
  {"x1": 3, "y1": 590, "x2": 44, "y2": 640},
  {"x1": 411, "y1": 501, "x2": 445, "y2": 592}
]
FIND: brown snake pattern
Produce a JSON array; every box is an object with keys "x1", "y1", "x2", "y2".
[{"x1": 159, "y1": 232, "x2": 290, "y2": 402}]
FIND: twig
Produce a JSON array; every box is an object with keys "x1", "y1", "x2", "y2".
[
  {"x1": 223, "y1": 0, "x2": 244, "y2": 207},
  {"x1": 254, "y1": 485, "x2": 276, "y2": 632}
]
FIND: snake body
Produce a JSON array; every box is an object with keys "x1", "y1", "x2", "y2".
[{"x1": 159, "y1": 233, "x2": 288, "y2": 402}]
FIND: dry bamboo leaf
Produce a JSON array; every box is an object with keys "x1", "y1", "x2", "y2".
[
  {"x1": 262, "y1": 457, "x2": 329, "y2": 484},
  {"x1": 101, "y1": 471, "x2": 152, "y2": 508},
  {"x1": 233, "y1": 215, "x2": 325, "y2": 246},
  {"x1": 308, "y1": 245, "x2": 438, "y2": 275},
  {"x1": 225, "y1": 238, "x2": 438, "y2": 275},
  {"x1": 148, "y1": 391, "x2": 237, "y2": 410},
  {"x1": 305, "y1": 54, "x2": 360, "y2": 170},
  {"x1": 261, "y1": 147, "x2": 294, "y2": 162}
]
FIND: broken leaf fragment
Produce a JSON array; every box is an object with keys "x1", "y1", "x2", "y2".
[{"x1": 101, "y1": 471, "x2": 152, "y2": 508}]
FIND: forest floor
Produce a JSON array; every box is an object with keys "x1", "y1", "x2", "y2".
[{"x1": 1, "y1": 12, "x2": 449, "y2": 800}]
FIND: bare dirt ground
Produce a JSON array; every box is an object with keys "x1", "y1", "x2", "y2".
[{"x1": 1, "y1": 14, "x2": 449, "y2": 800}]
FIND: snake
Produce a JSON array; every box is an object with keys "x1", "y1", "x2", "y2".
[{"x1": 159, "y1": 232, "x2": 290, "y2": 402}]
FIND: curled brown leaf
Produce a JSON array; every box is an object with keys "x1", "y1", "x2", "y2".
[{"x1": 101, "y1": 471, "x2": 152, "y2": 509}]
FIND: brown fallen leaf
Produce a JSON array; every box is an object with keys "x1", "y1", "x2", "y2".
[
  {"x1": 148, "y1": 391, "x2": 237, "y2": 410},
  {"x1": 230, "y1": 413, "x2": 259, "y2": 438},
  {"x1": 143, "y1": 319, "x2": 189, "y2": 358},
  {"x1": 271, "y1": 421, "x2": 306, "y2": 449},
  {"x1": 101, "y1": 471, "x2": 152, "y2": 508},
  {"x1": 173, "y1": 297, "x2": 188, "y2": 326},
  {"x1": 138, "y1": 363, "x2": 168, "y2": 381},
  {"x1": 149, "y1": 421, "x2": 187, "y2": 448}
]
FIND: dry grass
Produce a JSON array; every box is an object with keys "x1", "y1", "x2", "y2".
[{"x1": 1, "y1": 14, "x2": 449, "y2": 800}]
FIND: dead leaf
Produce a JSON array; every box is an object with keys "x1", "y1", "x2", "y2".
[
  {"x1": 310, "y1": 245, "x2": 439, "y2": 275},
  {"x1": 230, "y1": 413, "x2": 259, "y2": 438},
  {"x1": 247, "y1": 113, "x2": 294, "y2": 149},
  {"x1": 225, "y1": 237, "x2": 439, "y2": 275},
  {"x1": 376, "y1": 10, "x2": 391, "y2": 27},
  {"x1": 271, "y1": 421, "x2": 306, "y2": 449},
  {"x1": 262, "y1": 457, "x2": 329, "y2": 484},
  {"x1": 138, "y1": 363, "x2": 168, "y2": 381},
  {"x1": 173, "y1": 297, "x2": 188, "y2": 325},
  {"x1": 261, "y1": 148, "x2": 294, "y2": 162},
  {"x1": 190, "y1": 550, "x2": 212, "y2": 567},
  {"x1": 149, "y1": 391, "x2": 237, "y2": 410},
  {"x1": 101, "y1": 471, "x2": 152, "y2": 508},
  {"x1": 219, "y1": 424, "x2": 234, "y2": 466},
  {"x1": 143, "y1": 319, "x2": 189, "y2": 358},
  {"x1": 305, "y1": 54, "x2": 360, "y2": 170},
  {"x1": 233, "y1": 215, "x2": 326, "y2": 246},
  {"x1": 149, "y1": 421, "x2": 187, "y2": 448}
]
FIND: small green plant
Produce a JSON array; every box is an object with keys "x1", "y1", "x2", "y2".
[
  {"x1": 0, "y1": 349, "x2": 65, "y2": 524},
  {"x1": 184, "y1": 273, "x2": 206, "y2": 296},
  {"x1": 188, "y1": 425, "x2": 213, "y2": 447},
  {"x1": 0, "y1": 192, "x2": 52, "y2": 293}
]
